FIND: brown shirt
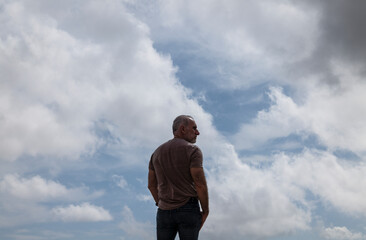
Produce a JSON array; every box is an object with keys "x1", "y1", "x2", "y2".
[{"x1": 149, "y1": 138, "x2": 203, "y2": 210}]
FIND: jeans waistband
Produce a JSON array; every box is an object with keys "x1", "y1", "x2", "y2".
[
  {"x1": 158, "y1": 197, "x2": 198, "y2": 212},
  {"x1": 188, "y1": 197, "x2": 198, "y2": 203}
]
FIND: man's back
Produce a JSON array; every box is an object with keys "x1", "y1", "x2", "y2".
[
  {"x1": 149, "y1": 138, "x2": 203, "y2": 210},
  {"x1": 148, "y1": 115, "x2": 209, "y2": 240}
]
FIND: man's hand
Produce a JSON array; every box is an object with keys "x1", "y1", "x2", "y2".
[
  {"x1": 200, "y1": 211, "x2": 209, "y2": 230},
  {"x1": 148, "y1": 169, "x2": 159, "y2": 205},
  {"x1": 191, "y1": 167, "x2": 209, "y2": 230}
]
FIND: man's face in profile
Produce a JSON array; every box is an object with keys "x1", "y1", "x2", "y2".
[{"x1": 183, "y1": 118, "x2": 200, "y2": 143}]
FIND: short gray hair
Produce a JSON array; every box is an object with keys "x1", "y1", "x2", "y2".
[{"x1": 172, "y1": 115, "x2": 193, "y2": 133}]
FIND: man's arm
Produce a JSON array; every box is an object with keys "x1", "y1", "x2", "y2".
[
  {"x1": 148, "y1": 169, "x2": 159, "y2": 205},
  {"x1": 191, "y1": 167, "x2": 209, "y2": 230}
]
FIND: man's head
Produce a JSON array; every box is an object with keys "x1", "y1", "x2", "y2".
[{"x1": 172, "y1": 115, "x2": 200, "y2": 143}]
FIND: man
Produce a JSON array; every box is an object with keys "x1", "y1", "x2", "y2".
[{"x1": 148, "y1": 115, "x2": 209, "y2": 240}]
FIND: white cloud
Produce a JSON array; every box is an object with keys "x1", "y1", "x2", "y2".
[
  {"x1": 136, "y1": 194, "x2": 152, "y2": 202},
  {"x1": 0, "y1": 174, "x2": 102, "y2": 202},
  {"x1": 112, "y1": 175, "x2": 128, "y2": 189},
  {"x1": 322, "y1": 226, "x2": 365, "y2": 240},
  {"x1": 305, "y1": 61, "x2": 366, "y2": 154},
  {"x1": 119, "y1": 206, "x2": 154, "y2": 240},
  {"x1": 0, "y1": 0, "x2": 209, "y2": 164},
  {"x1": 234, "y1": 80, "x2": 366, "y2": 156},
  {"x1": 52, "y1": 202, "x2": 112, "y2": 222},
  {"x1": 234, "y1": 86, "x2": 305, "y2": 150},
  {"x1": 200, "y1": 119, "x2": 366, "y2": 239},
  {"x1": 203, "y1": 144, "x2": 366, "y2": 239},
  {"x1": 204, "y1": 146, "x2": 311, "y2": 239},
  {"x1": 0, "y1": 1, "x2": 103, "y2": 161},
  {"x1": 9, "y1": 229, "x2": 74, "y2": 240},
  {"x1": 272, "y1": 150, "x2": 366, "y2": 216},
  {"x1": 0, "y1": 174, "x2": 104, "y2": 227},
  {"x1": 126, "y1": 0, "x2": 319, "y2": 88}
]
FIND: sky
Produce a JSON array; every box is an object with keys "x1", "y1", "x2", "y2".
[{"x1": 1, "y1": 0, "x2": 366, "y2": 239}]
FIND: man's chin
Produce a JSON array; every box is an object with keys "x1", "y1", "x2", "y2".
[{"x1": 184, "y1": 137, "x2": 197, "y2": 143}]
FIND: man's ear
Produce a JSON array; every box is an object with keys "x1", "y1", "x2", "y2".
[{"x1": 180, "y1": 125, "x2": 186, "y2": 133}]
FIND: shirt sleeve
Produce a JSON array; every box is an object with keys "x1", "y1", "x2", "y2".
[{"x1": 190, "y1": 147, "x2": 203, "y2": 168}]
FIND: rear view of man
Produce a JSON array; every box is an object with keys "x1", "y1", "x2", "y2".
[{"x1": 148, "y1": 115, "x2": 209, "y2": 240}]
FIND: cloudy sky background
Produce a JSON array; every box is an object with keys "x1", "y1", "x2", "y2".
[{"x1": 1, "y1": 0, "x2": 366, "y2": 239}]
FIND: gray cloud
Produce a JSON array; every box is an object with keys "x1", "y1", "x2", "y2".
[
  {"x1": 289, "y1": 0, "x2": 366, "y2": 85},
  {"x1": 320, "y1": 0, "x2": 366, "y2": 63}
]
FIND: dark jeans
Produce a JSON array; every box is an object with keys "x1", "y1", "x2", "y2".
[{"x1": 157, "y1": 198, "x2": 202, "y2": 240}]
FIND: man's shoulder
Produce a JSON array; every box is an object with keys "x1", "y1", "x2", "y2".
[
  {"x1": 152, "y1": 139, "x2": 174, "y2": 154},
  {"x1": 171, "y1": 138, "x2": 201, "y2": 150},
  {"x1": 157, "y1": 138, "x2": 175, "y2": 149},
  {"x1": 154, "y1": 138, "x2": 201, "y2": 154}
]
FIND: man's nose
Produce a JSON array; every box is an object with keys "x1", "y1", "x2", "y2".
[{"x1": 196, "y1": 130, "x2": 200, "y2": 135}]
